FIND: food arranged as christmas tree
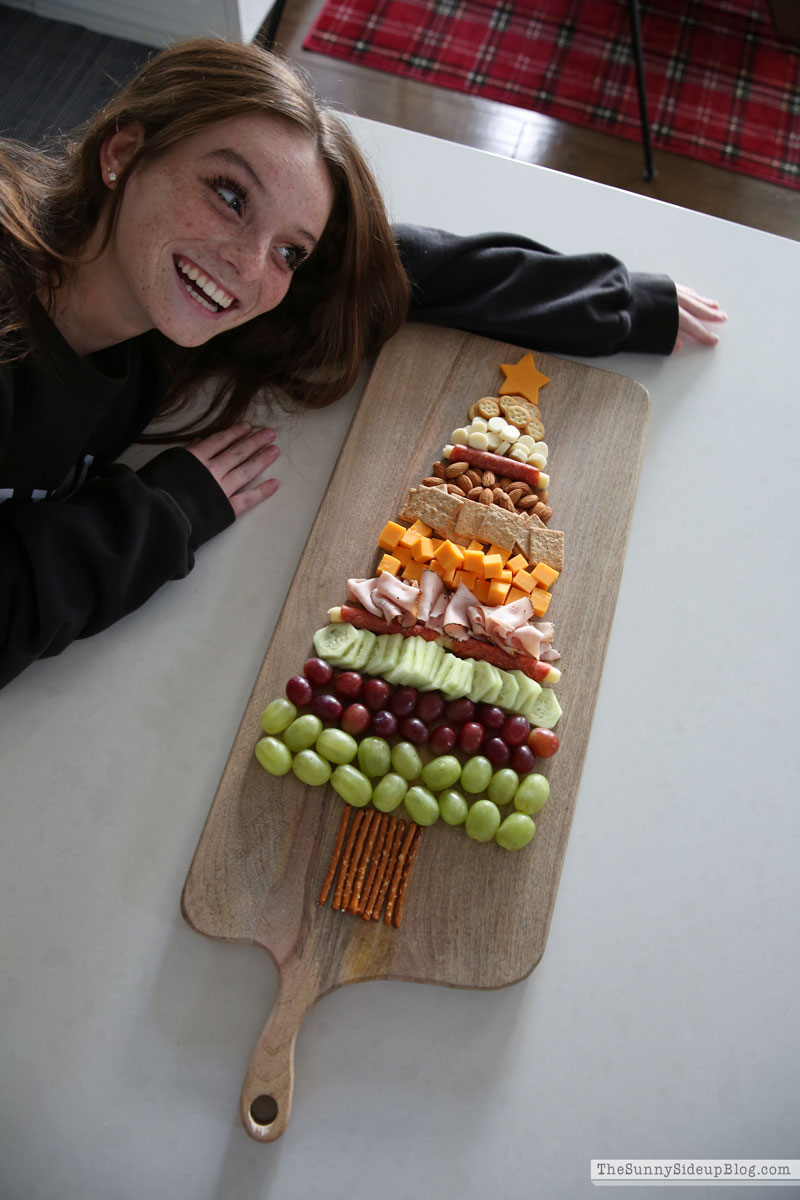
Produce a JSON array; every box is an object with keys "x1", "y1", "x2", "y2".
[{"x1": 254, "y1": 353, "x2": 565, "y2": 927}]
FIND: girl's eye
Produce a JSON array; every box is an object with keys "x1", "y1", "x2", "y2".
[
  {"x1": 207, "y1": 175, "x2": 247, "y2": 216},
  {"x1": 278, "y1": 244, "x2": 310, "y2": 273}
]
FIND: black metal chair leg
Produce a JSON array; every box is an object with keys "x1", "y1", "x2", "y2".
[
  {"x1": 627, "y1": 0, "x2": 656, "y2": 180},
  {"x1": 260, "y1": 0, "x2": 289, "y2": 49}
]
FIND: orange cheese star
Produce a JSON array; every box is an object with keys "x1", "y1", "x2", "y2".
[{"x1": 499, "y1": 353, "x2": 550, "y2": 404}]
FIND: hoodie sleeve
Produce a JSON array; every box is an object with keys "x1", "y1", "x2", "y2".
[
  {"x1": 393, "y1": 224, "x2": 679, "y2": 356},
  {"x1": 0, "y1": 442, "x2": 234, "y2": 689}
]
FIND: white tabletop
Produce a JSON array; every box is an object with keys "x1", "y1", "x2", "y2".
[{"x1": 1, "y1": 117, "x2": 798, "y2": 1200}]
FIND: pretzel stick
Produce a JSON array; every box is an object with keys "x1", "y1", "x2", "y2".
[
  {"x1": 318, "y1": 806, "x2": 351, "y2": 906},
  {"x1": 391, "y1": 824, "x2": 424, "y2": 928},
  {"x1": 384, "y1": 821, "x2": 418, "y2": 926},
  {"x1": 362, "y1": 816, "x2": 399, "y2": 921},
  {"x1": 348, "y1": 808, "x2": 382, "y2": 914},
  {"x1": 341, "y1": 808, "x2": 375, "y2": 912},
  {"x1": 371, "y1": 820, "x2": 406, "y2": 921},
  {"x1": 332, "y1": 808, "x2": 365, "y2": 911},
  {"x1": 356, "y1": 812, "x2": 390, "y2": 915}
]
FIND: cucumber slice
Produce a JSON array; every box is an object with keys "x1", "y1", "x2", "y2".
[
  {"x1": 405, "y1": 638, "x2": 437, "y2": 688},
  {"x1": 416, "y1": 640, "x2": 446, "y2": 691},
  {"x1": 494, "y1": 670, "x2": 520, "y2": 711},
  {"x1": 527, "y1": 687, "x2": 562, "y2": 729},
  {"x1": 437, "y1": 654, "x2": 473, "y2": 698},
  {"x1": 386, "y1": 636, "x2": 417, "y2": 686},
  {"x1": 313, "y1": 623, "x2": 360, "y2": 666},
  {"x1": 347, "y1": 629, "x2": 377, "y2": 671},
  {"x1": 510, "y1": 669, "x2": 542, "y2": 714},
  {"x1": 467, "y1": 660, "x2": 503, "y2": 703}
]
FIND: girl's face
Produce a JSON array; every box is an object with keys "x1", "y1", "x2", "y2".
[{"x1": 101, "y1": 113, "x2": 335, "y2": 347}]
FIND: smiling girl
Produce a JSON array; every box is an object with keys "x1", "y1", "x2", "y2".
[{"x1": 0, "y1": 38, "x2": 724, "y2": 689}]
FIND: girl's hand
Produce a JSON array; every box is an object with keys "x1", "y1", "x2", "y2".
[
  {"x1": 187, "y1": 423, "x2": 279, "y2": 517},
  {"x1": 674, "y1": 284, "x2": 727, "y2": 350}
]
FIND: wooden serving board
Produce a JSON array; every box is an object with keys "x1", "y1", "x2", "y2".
[{"x1": 181, "y1": 325, "x2": 649, "y2": 1141}]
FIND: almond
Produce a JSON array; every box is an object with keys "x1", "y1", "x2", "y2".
[
  {"x1": 445, "y1": 461, "x2": 469, "y2": 477},
  {"x1": 518, "y1": 494, "x2": 538, "y2": 509},
  {"x1": 479, "y1": 488, "x2": 494, "y2": 505},
  {"x1": 468, "y1": 486, "x2": 484, "y2": 501},
  {"x1": 432, "y1": 461, "x2": 447, "y2": 479},
  {"x1": 446, "y1": 483, "x2": 464, "y2": 495},
  {"x1": 422, "y1": 476, "x2": 442, "y2": 487},
  {"x1": 492, "y1": 486, "x2": 506, "y2": 503},
  {"x1": 464, "y1": 469, "x2": 482, "y2": 487},
  {"x1": 481, "y1": 471, "x2": 497, "y2": 487}
]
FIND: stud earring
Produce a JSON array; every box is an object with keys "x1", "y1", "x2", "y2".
[{"x1": 107, "y1": 171, "x2": 117, "y2": 182}]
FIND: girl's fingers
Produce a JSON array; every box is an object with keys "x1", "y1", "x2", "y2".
[
  {"x1": 223, "y1": 441, "x2": 280, "y2": 494},
  {"x1": 229, "y1": 476, "x2": 279, "y2": 517},
  {"x1": 678, "y1": 308, "x2": 719, "y2": 345}
]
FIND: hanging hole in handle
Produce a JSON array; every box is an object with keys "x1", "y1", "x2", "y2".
[{"x1": 249, "y1": 1094, "x2": 279, "y2": 1127}]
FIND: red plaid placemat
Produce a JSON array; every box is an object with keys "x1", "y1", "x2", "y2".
[{"x1": 303, "y1": 0, "x2": 800, "y2": 189}]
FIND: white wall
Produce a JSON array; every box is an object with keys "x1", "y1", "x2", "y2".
[{"x1": 2, "y1": 0, "x2": 273, "y2": 46}]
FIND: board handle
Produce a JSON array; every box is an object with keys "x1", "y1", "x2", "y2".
[{"x1": 239, "y1": 961, "x2": 317, "y2": 1142}]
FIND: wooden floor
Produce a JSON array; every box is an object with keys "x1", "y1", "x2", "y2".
[{"x1": 267, "y1": 0, "x2": 799, "y2": 241}]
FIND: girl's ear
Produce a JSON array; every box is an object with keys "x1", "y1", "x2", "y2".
[{"x1": 100, "y1": 122, "x2": 146, "y2": 187}]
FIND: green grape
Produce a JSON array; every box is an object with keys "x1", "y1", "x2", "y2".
[
  {"x1": 403, "y1": 786, "x2": 440, "y2": 827},
  {"x1": 372, "y1": 773, "x2": 408, "y2": 813},
  {"x1": 316, "y1": 727, "x2": 358, "y2": 765},
  {"x1": 464, "y1": 799, "x2": 501, "y2": 843},
  {"x1": 357, "y1": 736, "x2": 391, "y2": 778},
  {"x1": 330, "y1": 764, "x2": 373, "y2": 807},
  {"x1": 283, "y1": 714, "x2": 323, "y2": 753},
  {"x1": 420, "y1": 755, "x2": 461, "y2": 792},
  {"x1": 496, "y1": 812, "x2": 536, "y2": 851},
  {"x1": 291, "y1": 749, "x2": 332, "y2": 787},
  {"x1": 487, "y1": 767, "x2": 520, "y2": 807},
  {"x1": 391, "y1": 741, "x2": 423, "y2": 781},
  {"x1": 254, "y1": 736, "x2": 292, "y2": 776},
  {"x1": 260, "y1": 698, "x2": 297, "y2": 735},
  {"x1": 514, "y1": 773, "x2": 550, "y2": 816},
  {"x1": 460, "y1": 755, "x2": 493, "y2": 795},
  {"x1": 438, "y1": 789, "x2": 469, "y2": 826}
]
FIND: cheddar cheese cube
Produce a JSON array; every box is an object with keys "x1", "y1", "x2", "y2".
[
  {"x1": 488, "y1": 544, "x2": 511, "y2": 565},
  {"x1": 511, "y1": 568, "x2": 535, "y2": 594},
  {"x1": 530, "y1": 590, "x2": 552, "y2": 617},
  {"x1": 413, "y1": 536, "x2": 437, "y2": 562},
  {"x1": 531, "y1": 562, "x2": 560, "y2": 589},
  {"x1": 505, "y1": 587, "x2": 528, "y2": 605},
  {"x1": 435, "y1": 539, "x2": 466, "y2": 573},
  {"x1": 377, "y1": 554, "x2": 401, "y2": 576},
  {"x1": 399, "y1": 527, "x2": 422, "y2": 550},
  {"x1": 378, "y1": 520, "x2": 406, "y2": 551},
  {"x1": 486, "y1": 579, "x2": 511, "y2": 606},
  {"x1": 483, "y1": 553, "x2": 504, "y2": 579},
  {"x1": 463, "y1": 548, "x2": 485, "y2": 576},
  {"x1": 402, "y1": 559, "x2": 425, "y2": 583},
  {"x1": 472, "y1": 577, "x2": 491, "y2": 604},
  {"x1": 507, "y1": 553, "x2": 530, "y2": 574}
]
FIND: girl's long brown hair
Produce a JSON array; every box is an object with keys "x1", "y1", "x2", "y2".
[{"x1": 0, "y1": 38, "x2": 411, "y2": 436}]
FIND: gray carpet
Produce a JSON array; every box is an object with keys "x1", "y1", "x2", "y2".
[{"x1": 0, "y1": 4, "x2": 154, "y2": 144}]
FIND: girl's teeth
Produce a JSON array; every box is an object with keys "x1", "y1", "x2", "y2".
[{"x1": 176, "y1": 257, "x2": 234, "y2": 311}]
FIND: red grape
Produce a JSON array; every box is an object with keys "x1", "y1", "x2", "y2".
[
  {"x1": 303, "y1": 657, "x2": 333, "y2": 686},
  {"x1": 400, "y1": 715, "x2": 428, "y2": 745},
  {"x1": 311, "y1": 692, "x2": 343, "y2": 722},
  {"x1": 416, "y1": 691, "x2": 445, "y2": 723},
  {"x1": 341, "y1": 703, "x2": 371, "y2": 735},
  {"x1": 476, "y1": 703, "x2": 505, "y2": 731},
  {"x1": 390, "y1": 687, "x2": 418, "y2": 718},
  {"x1": 510, "y1": 744, "x2": 536, "y2": 775},
  {"x1": 333, "y1": 671, "x2": 363, "y2": 699},
  {"x1": 428, "y1": 724, "x2": 457, "y2": 755},
  {"x1": 458, "y1": 721, "x2": 485, "y2": 754},
  {"x1": 362, "y1": 677, "x2": 391, "y2": 711},
  {"x1": 445, "y1": 697, "x2": 476, "y2": 725},
  {"x1": 502, "y1": 714, "x2": 531, "y2": 747},
  {"x1": 484, "y1": 736, "x2": 511, "y2": 766},
  {"x1": 528, "y1": 728, "x2": 560, "y2": 758},
  {"x1": 286, "y1": 675, "x2": 313, "y2": 706},
  {"x1": 370, "y1": 709, "x2": 398, "y2": 738}
]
